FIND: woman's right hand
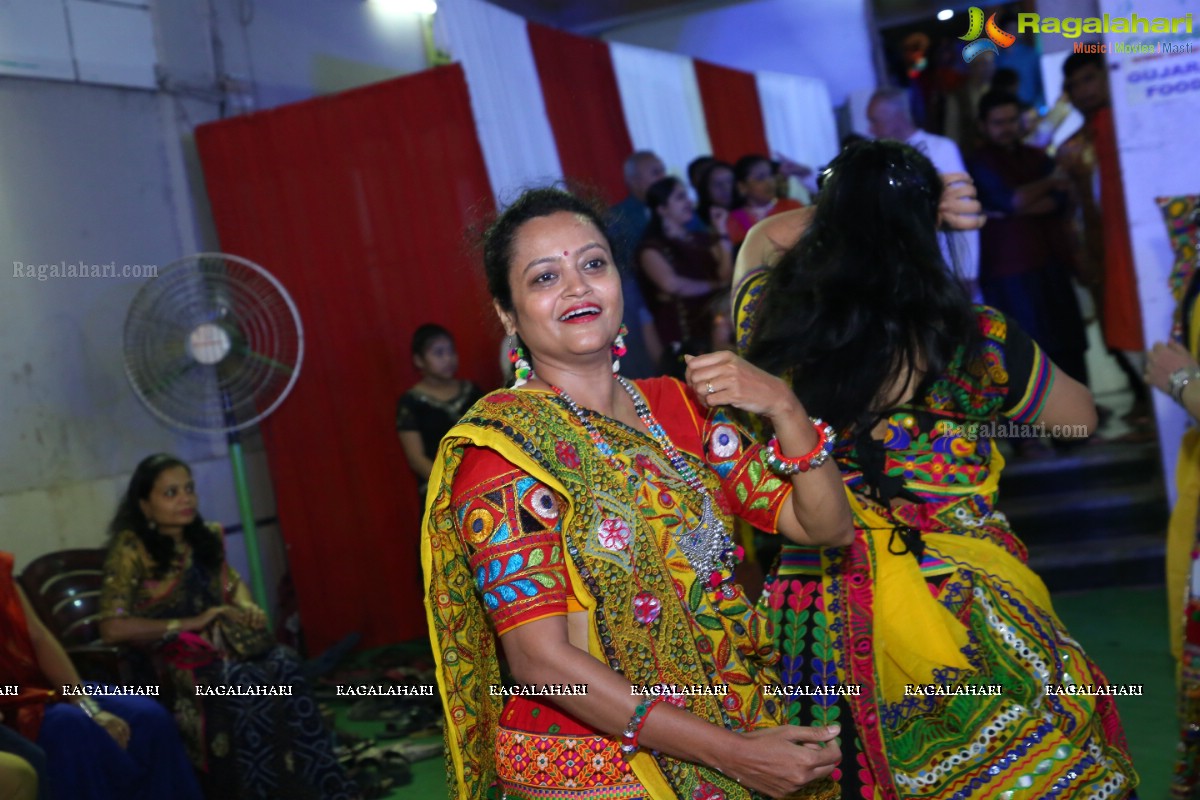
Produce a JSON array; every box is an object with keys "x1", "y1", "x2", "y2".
[
  {"x1": 186, "y1": 605, "x2": 235, "y2": 632},
  {"x1": 92, "y1": 710, "x2": 132, "y2": 749},
  {"x1": 716, "y1": 725, "x2": 841, "y2": 797}
]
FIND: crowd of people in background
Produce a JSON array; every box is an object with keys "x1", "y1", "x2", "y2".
[
  {"x1": 596, "y1": 43, "x2": 1144, "y2": 452},
  {"x1": 889, "y1": 22, "x2": 1152, "y2": 446}
]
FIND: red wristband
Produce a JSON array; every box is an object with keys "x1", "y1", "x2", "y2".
[
  {"x1": 620, "y1": 696, "x2": 667, "y2": 756},
  {"x1": 764, "y1": 418, "x2": 837, "y2": 475}
]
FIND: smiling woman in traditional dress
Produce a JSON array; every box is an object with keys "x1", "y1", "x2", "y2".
[{"x1": 422, "y1": 187, "x2": 855, "y2": 800}]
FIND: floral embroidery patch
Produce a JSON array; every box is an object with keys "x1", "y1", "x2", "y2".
[
  {"x1": 633, "y1": 592, "x2": 662, "y2": 624},
  {"x1": 597, "y1": 518, "x2": 631, "y2": 551}
]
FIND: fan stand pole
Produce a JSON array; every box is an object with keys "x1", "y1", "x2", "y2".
[{"x1": 228, "y1": 433, "x2": 273, "y2": 629}]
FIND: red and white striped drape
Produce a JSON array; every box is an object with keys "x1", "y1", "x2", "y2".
[{"x1": 435, "y1": 0, "x2": 839, "y2": 202}]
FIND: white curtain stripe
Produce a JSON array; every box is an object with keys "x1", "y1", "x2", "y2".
[
  {"x1": 756, "y1": 70, "x2": 840, "y2": 172},
  {"x1": 434, "y1": 0, "x2": 563, "y2": 204},
  {"x1": 609, "y1": 41, "x2": 712, "y2": 182}
]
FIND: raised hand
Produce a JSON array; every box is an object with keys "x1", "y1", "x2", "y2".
[
  {"x1": 938, "y1": 172, "x2": 985, "y2": 231},
  {"x1": 684, "y1": 351, "x2": 800, "y2": 420}
]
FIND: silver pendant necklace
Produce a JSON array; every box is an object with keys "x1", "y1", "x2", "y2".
[{"x1": 551, "y1": 376, "x2": 738, "y2": 597}]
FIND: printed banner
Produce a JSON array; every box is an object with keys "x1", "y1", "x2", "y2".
[{"x1": 1099, "y1": 0, "x2": 1199, "y2": 497}]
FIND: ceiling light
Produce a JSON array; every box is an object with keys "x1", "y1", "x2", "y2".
[
  {"x1": 937, "y1": 9, "x2": 954, "y2": 21},
  {"x1": 370, "y1": 0, "x2": 437, "y2": 14}
]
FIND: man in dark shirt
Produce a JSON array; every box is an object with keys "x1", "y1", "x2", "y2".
[{"x1": 968, "y1": 90, "x2": 1089, "y2": 387}]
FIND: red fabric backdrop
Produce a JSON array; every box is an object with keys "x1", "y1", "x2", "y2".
[
  {"x1": 196, "y1": 64, "x2": 500, "y2": 652},
  {"x1": 527, "y1": 23, "x2": 633, "y2": 205},
  {"x1": 693, "y1": 60, "x2": 770, "y2": 163}
]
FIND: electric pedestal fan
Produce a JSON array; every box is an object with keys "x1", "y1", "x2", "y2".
[{"x1": 123, "y1": 253, "x2": 304, "y2": 621}]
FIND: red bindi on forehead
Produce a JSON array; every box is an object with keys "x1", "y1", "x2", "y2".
[{"x1": 563, "y1": 251, "x2": 569, "y2": 257}]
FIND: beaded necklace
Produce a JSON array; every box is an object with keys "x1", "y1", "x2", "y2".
[{"x1": 551, "y1": 376, "x2": 739, "y2": 598}]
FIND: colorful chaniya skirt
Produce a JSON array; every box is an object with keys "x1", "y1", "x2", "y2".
[
  {"x1": 493, "y1": 698, "x2": 646, "y2": 800},
  {"x1": 760, "y1": 492, "x2": 1138, "y2": 800},
  {"x1": 1177, "y1": 590, "x2": 1200, "y2": 798},
  {"x1": 1174, "y1": 535, "x2": 1200, "y2": 799}
]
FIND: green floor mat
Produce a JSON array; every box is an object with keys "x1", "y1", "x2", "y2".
[{"x1": 1055, "y1": 585, "x2": 1175, "y2": 799}]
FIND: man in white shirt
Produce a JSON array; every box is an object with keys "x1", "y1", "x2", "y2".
[{"x1": 868, "y1": 88, "x2": 981, "y2": 300}]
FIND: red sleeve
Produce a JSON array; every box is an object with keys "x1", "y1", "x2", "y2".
[
  {"x1": 637, "y1": 378, "x2": 793, "y2": 533},
  {"x1": 727, "y1": 211, "x2": 751, "y2": 245},
  {"x1": 450, "y1": 447, "x2": 569, "y2": 635}
]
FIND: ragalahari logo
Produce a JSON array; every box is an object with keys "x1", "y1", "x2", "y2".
[{"x1": 960, "y1": 8, "x2": 1016, "y2": 62}]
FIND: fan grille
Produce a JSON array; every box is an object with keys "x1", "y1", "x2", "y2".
[{"x1": 124, "y1": 253, "x2": 304, "y2": 433}]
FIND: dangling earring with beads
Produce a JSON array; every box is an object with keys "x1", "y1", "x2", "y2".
[
  {"x1": 611, "y1": 324, "x2": 628, "y2": 375},
  {"x1": 509, "y1": 339, "x2": 532, "y2": 387}
]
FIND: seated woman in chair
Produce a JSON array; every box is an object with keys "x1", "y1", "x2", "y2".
[
  {"x1": 0, "y1": 550, "x2": 201, "y2": 800},
  {"x1": 98, "y1": 453, "x2": 358, "y2": 800}
]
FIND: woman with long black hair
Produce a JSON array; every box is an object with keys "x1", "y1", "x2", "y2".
[{"x1": 733, "y1": 140, "x2": 1137, "y2": 799}]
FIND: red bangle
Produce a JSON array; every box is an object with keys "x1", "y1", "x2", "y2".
[
  {"x1": 764, "y1": 418, "x2": 837, "y2": 476},
  {"x1": 620, "y1": 696, "x2": 666, "y2": 756}
]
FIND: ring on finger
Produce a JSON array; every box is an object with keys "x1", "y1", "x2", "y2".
[{"x1": 706, "y1": 382, "x2": 715, "y2": 395}]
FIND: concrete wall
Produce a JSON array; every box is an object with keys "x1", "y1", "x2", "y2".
[{"x1": 0, "y1": 1, "x2": 427, "y2": 616}]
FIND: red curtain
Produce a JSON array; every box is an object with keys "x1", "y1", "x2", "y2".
[
  {"x1": 196, "y1": 64, "x2": 500, "y2": 652},
  {"x1": 693, "y1": 60, "x2": 770, "y2": 163},
  {"x1": 528, "y1": 23, "x2": 633, "y2": 205}
]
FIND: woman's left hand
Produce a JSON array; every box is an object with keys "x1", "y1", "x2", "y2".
[
  {"x1": 684, "y1": 351, "x2": 799, "y2": 419},
  {"x1": 1146, "y1": 340, "x2": 1200, "y2": 394},
  {"x1": 93, "y1": 710, "x2": 131, "y2": 748},
  {"x1": 236, "y1": 605, "x2": 268, "y2": 630}
]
